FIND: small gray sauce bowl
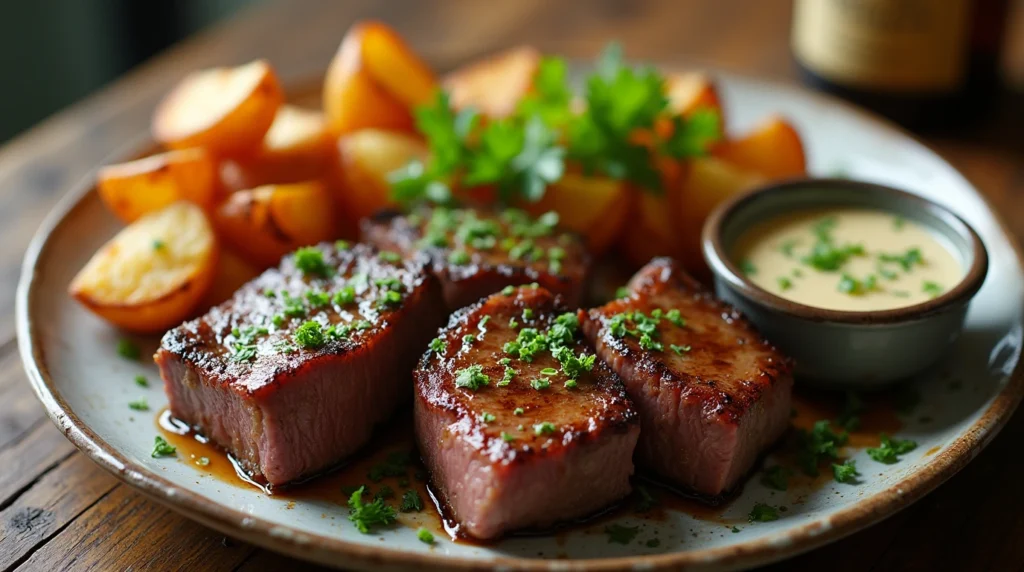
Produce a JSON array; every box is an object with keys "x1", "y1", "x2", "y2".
[{"x1": 702, "y1": 178, "x2": 989, "y2": 388}]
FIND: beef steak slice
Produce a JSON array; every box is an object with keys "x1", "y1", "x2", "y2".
[
  {"x1": 414, "y1": 285, "x2": 639, "y2": 539},
  {"x1": 582, "y1": 258, "x2": 793, "y2": 497},
  {"x1": 361, "y1": 206, "x2": 590, "y2": 310},
  {"x1": 156, "y1": 243, "x2": 445, "y2": 486}
]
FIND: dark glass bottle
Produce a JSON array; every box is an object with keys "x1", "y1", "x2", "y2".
[{"x1": 792, "y1": 0, "x2": 1008, "y2": 130}]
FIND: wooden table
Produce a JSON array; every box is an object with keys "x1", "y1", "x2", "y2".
[{"x1": 2, "y1": 1, "x2": 1022, "y2": 569}]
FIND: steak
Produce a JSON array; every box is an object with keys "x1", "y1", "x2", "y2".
[
  {"x1": 582, "y1": 258, "x2": 793, "y2": 498},
  {"x1": 414, "y1": 286, "x2": 639, "y2": 539},
  {"x1": 361, "y1": 206, "x2": 590, "y2": 310},
  {"x1": 156, "y1": 243, "x2": 446, "y2": 486}
]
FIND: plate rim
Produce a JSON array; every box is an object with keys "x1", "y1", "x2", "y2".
[{"x1": 15, "y1": 71, "x2": 1024, "y2": 571}]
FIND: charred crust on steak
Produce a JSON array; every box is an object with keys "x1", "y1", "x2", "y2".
[
  {"x1": 414, "y1": 286, "x2": 637, "y2": 465},
  {"x1": 159, "y1": 242, "x2": 441, "y2": 397},
  {"x1": 360, "y1": 205, "x2": 590, "y2": 305},
  {"x1": 585, "y1": 257, "x2": 793, "y2": 425}
]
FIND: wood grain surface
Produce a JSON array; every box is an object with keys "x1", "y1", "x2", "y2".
[{"x1": 2, "y1": 1, "x2": 1023, "y2": 570}]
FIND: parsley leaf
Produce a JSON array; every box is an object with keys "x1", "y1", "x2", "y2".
[
  {"x1": 400, "y1": 490, "x2": 424, "y2": 512},
  {"x1": 867, "y1": 433, "x2": 917, "y2": 464},
  {"x1": 832, "y1": 459, "x2": 859, "y2": 483},
  {"x1": 152, "y1": 436, "x2": 176, "y2": 458},
  {"x1": 455, "y1": 365, "x2": 489, "y2": 390},
  {"x1": 347, "y1": 486, "x2": 397, "y2": 533},
  {"x1": 748, "y1": 503, "x2": 780, "y2": 522}
]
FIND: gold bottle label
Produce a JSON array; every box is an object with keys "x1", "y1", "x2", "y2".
[{"x1": 792, "y1": 0, "x2": 971, "y2": 93}]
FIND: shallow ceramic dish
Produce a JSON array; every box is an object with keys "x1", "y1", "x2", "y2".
[
  {"x1": 702, "y1": 178, "x2": 989, "y2": 387},
  {"x1": 17, "y1": 69, "x2": 1024, "y2": 571}
]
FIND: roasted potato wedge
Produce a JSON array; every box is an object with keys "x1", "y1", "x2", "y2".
[
  {"x1": 97, "y1": 148, "x2": 217, "y2": 223},
  {"x1": 213, "y1": 181, "x2": 337, "y2": 268},
  {"x1": 224, "y1": 105, "x2": 334, "y2": 187},
  {"x1": 200, "y1": 247, "x2": 262, "y2": 308},
  {"x1": 676, "y1": 156, "x2": 764, "y2": 274},
  {"x1": 524, "y1": 173, "x2": 630, "y2": 255},
  {"x1": 666, "y1": 72, "x2": 725, "y2": 120},
  {"x1": 713, "y1": 115, "x2": 806, "y2": 179},
  {"x1": 69, "y1": 202, "x2": 218, "y2": 333},
  {"x1": 333, "y1": 129, "x2": 428, "y2": 225},
  {"x1": 323, "y1": 21, "x2": 436, "y2": 135},
  {"x1": 444, "y1": 46, "x2": 540, "y2": 119},
  {"x1": 153, "y1": 60, "x2": 284, "y2": 155}
]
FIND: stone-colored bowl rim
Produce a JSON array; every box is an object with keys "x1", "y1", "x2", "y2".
[
  {"x1": 15, "y1": 73, "x2": 1024, "y2": 571},
  {"x1": 702, "y1": 178, "x2": 990, "y2": 325}
]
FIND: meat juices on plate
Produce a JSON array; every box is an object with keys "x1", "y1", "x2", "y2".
[
  {"x1": 361, "y1": 206, "x2": 590, "y2": 310},
  {"x1": 414, "y1": 285, "x2": 639, "y2": 539},
  {"x1": 582, "y1": 258, "x2": 794, "y2": 498},
  {"x1": 156, "y1": 243, "x2": 446, "y2": 487}
]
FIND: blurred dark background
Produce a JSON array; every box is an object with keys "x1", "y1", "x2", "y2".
[{"x1": 0, "y1": 0, "x2": 262, "y2": 144}]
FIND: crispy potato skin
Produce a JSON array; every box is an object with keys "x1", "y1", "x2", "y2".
[
  {"x1": 323, "y1": 21, "x2": 436, "y2": 135},
  {"x1": 213, "y1": 181, "x2": 337, "y2": 268},
  {"x1": 443, "y1": 46, "x2": 540, "y2": 119},
  {"x1": 224, "y1": 105, "x2": 335, "y2": 187},
  {"x1": 152, "y1": 60, "x2": 284, "y2": 156},
  {"x1": 524, "y1": 173, "x2": 630, "y2": 255},
  {"x1": 69, "y1": 202, "x2": 219, "y2": 333},
  {"x1": 97, "y1": 148, "x2": 218, "y2": 223},
  {"x1": 713, "y1": 115, "x2": 807, "y2": 179},
  {"x1": 332, "y1": 129, "x2": 428, "y2": 226}
]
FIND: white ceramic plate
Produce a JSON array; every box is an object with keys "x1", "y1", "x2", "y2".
[{"x1": 17, "y1": 69, "x2": 1024, "y2": 571}]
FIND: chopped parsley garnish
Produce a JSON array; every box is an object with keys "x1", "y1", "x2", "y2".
[
  {"x1": 866, "y1": 434, "x2": 918, "y2": 464},
  {"x1": 638, "y1": 333, "x2": 663, "y2": 351},
  {"x1": 739, "y1": 259, "x2": 757, "y2": 275},
  {"x1": 554, "y1": 347, "x2": 596, "y2": 379},
  {"x1": 294, "y1": 247, "x2": 331, "y2": 277},
  {"x1": 293, "y1": 320, "x2": 326, "y2": 349},
  {"x1": 305, "y1": 289, "x2": 331, "y2": 308},
  {"x1": 878, "y1": 248, "x2": 923, "y2": 272},
  {"x1": 760, "y1": 465, "x2": 789, "y2": 491},
  {"x1": 347, "y1": 486, "x2": 397, "y2": 533},
  {"x1": 417, "y1": 528, "x2": 435, "y2": 544},
  {"x1": 513, "y1": 407, "x2": 525, "y2": 416},
  {"x1": 893, "y1": 216, "x2": 906, "y2": 230},
  {"x1": 281, "y1": 291, "x2": 307, "y2": 318},
  {"x1": 428, "y1": 337, "x2": 447, "y2": 354},
  {"x1": 665, "y1": 308, "x2": 685, "y2": 327},
  {"x1": 480, "y1": 412, "x2": 496, "y2": 423},
  {"x1": 777, "y1": 276, "x2": 793, "y2": 291},
  {"x1": 335, "y1": 240, "x2": 350, "y2": 250},
  {"x1": 500, "y1": 432, "x2": 516, "y2": 443},
  {"x1": 501, "y1": 285, "x2": 516, "y2": 296},
  {"x1": 374, "y1": 485, "x2": 395, "y2": 501},
  {"x1": 448, "y1": 250, "x2": 470, "y2": 265},
  {"x1": 374, "y1": 277, "x2": 404, "y2": 291},
  {"x1": 922, "y1": 280, "x2": 943, "y2": 298},
  {"x1": 604, "y1": 523, "x2": 640, "y2": 545},
  {"x1": 530, "y1": 378, "x2": 551, "y2": 390},
  {"x1": 832, "y1": 459, "x2": 859, "y2": 483},
  {"x1": 332, "y1": 286, "x2": 356, "y2": 306},
  {"x1": 780, "y1": 239, "x2": 798, "y2": 257},
  {"x1": 731, "y1": 526, "x2": 741, "y2": 533},
  {"x1": 378, "y1": 250, "x2": 402, "y2": 263},
  {"x1": 534, "y1": 422, "x2": 556, "y2": 435},
  {"x1": 376, "y1": 290, "x2": 403, "y2": 309},
  {"x1": 499, "y1": 366, "x2": 516, "y2": 386},
  {"x1": 748, "y1": 503, "x2": 780, "y2": 522},
  {"x1": 540, "y1": 367, "x2": 559, "y2": 376},
  {"x1": 669, "y1": 344, "x2": 691, "y2": 356},
  {"x1": 837, "y1": 273, "x2": 877, "y2": 296},
  {"x1": 134, "y1": 375, "x2": 149, "y2": 388},
  {"x1": 152, "y1": 239, "x2": 166, "y2": 251},
  {"x1": 462, "y1": 334, "x2": 477, "y2": 346},
  {"x1": 400, "y1": 490, "x2": 424, "y2": 512},
  {"x1": 795, "y1": 420, "x2": 848, "y2": 476},
  {"x1": 614, "y1": 286, "x2": 630, "y2": 299},
  {"x1": 455, "y1": 365, "x2": 489, "y2": 390},
  {"x1": 522, "y1": 308, "x2": 534, "y2": 320},
  {"x1": 128, "y1": 397, "x2": 149, "y2": 411},
  {"x1": 804, "y1": 241, "x2": 865, "y2": 272},
  {"x1": 116, "y1": 339, "x2": 141, "y2": 360},
  {"x1": 152, "y1": 436, "x2": 176, "y2": 458}
]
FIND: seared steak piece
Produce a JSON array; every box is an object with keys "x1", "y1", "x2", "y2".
[
  {"x1": 156, "y1": 243, "x2": 445, "y2": 486},
  {"x1": 414, "y1": 286, "x2": 639, "y2": 539},
  {"x1": 361, "y1": 206, "x2": 590, "y2": 310},
  {"x1": 582, "y1": 258, "x2": 793, "y2": 498}
]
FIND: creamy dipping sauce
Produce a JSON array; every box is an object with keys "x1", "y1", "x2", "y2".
[{"x1": 732, "y1": 208, "x2": 964, "y2": 311}]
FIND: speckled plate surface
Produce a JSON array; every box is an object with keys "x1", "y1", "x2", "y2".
[{"x1": 17, "y1": 69, "x2": 1024, "y2": 571}]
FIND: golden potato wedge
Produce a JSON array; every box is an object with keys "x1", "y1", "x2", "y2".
[
  {"x1": 69, "y1": 202, "x2": 218, "y2": 333},
  {"x1": 444, "y1": 46, "x2": 540, "y2": 118},
  {"x1": 333, "y1": 129, "x2": 428, "y2": 225},
  {"x1": 676, "y1": 157, "x2": 764, "y2": 275},
  {"x1": 323, "y1": 21, "x2": 437, "y2": 135},
  {"x1": 200, "y1": 247, "x2": 261, "y2": 308},
  {"x1": 225, "y1": 105, "x2": 334, "y2": 187},
  {"x1": 524, "y1": 173, "x2": 630, "y2": 255},
  {"x1": 713, "y1": 115, "x2": 807, "y2": 180},
  {"x1": 97, "y1": 148, "x2": 217, "y2": 223},
  {"x1": 214, "y1": 181, "x2": 337, "y2": 268},
  {"x1": 153, "y1": 59, "x2": 284, "y2": 155},
  {"x1": 665, "y1": 72, "x2": 725, "y2": 120}
]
